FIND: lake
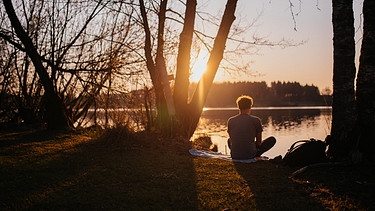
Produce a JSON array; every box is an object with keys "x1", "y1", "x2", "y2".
[{"x1": 193, "y1": 106, "x2": 332, "y2": 158}]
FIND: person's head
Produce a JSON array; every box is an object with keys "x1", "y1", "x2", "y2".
[{"x1": 236, "y1": 95, "x2": 253, "y2": 110}]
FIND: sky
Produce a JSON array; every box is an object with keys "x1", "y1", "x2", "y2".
[{"x1": 200, "y1": 0, "x2": 364, "y2": 92}]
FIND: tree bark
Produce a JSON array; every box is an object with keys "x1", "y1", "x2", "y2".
[
  {"x1": 173, "y1": 0, "x2": 197, "y2": 117},
  {"x1": 139, "y1": 0, "x2": 169, "y2": 130},
  {"x1": 3, "y1": 0, "x2": 69, "y2": 130},
  {"x1": 356, "y1": 0, "x2": 375, "y2": 161},
  {"x1": 139, "y1": 0, "x2": 238, "y2": 138},
  {"x1": 186, "y1": 0, "x2": 238, "y2": 138},
  {"x1": 329, "y1": 0, "x2": 357, "y2": 160},
  {"x1": 156, "y1": 0, "x2": 176, "y2": 117}
]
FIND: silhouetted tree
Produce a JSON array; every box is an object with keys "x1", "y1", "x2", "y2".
[
  {"x1": 328, "y1": 0, "x2": 357, "y2": 160},
  {"x1": 355, "y1": 0, "x2": 375, "y2": 161},
  {"x1": 329, "y1": 0, "x2": 375, "y2": 161},
  {"x1": 1, "y1": 1, "x2": 143, "y2": 130},
  {"x1": 139, "y1": 0, "x2": 238, "y2": 138},
  {"x1": 3, "y1": 0, "x2": 69, "y2": 130}
]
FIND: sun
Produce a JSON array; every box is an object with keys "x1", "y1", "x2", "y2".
[{"x1": 190, "y1": 49, "x2": 209, "y2": 82}]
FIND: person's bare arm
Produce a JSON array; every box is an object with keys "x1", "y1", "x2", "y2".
[{"x1": 256, "y1": 132, "x2": 262, "y2": 147}]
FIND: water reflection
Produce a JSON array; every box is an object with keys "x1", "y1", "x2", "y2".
[{"x1": 194, "y1": 107, "x2": 332, "y2": 158}]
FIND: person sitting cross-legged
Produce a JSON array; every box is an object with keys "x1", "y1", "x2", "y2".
[{"x1": 227, "y1": 95, "x2": 276, "y2": 160}]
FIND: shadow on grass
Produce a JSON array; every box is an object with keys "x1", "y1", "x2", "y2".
[
  {"x1": 0, "y1": 129, "x2": 72, "y2": 148},
  {"x1": 293, "y1": 163, "x2": 375, "y2": 210},
  {"x1": 233, "y1": 161, "x2": 325, "y2": 210},
  {"x1": 0, "y1": 130, "x2": 199, "y2": 210}
]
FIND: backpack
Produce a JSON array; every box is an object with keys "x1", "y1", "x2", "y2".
[{"x1": 283, "y1": 138, "x2": 328, "y2": 167}]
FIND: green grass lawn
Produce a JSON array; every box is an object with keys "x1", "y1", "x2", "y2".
[{"x1": 0, "y1": 128, "x2": 374, "y2": 210}]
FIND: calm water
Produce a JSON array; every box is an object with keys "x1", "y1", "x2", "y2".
[{"x1": 193, "y1": 106, "x2": 332, "y2": 158}]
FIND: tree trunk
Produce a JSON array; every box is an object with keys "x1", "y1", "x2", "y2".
[
  {"x1": 139, "y1": 0, "x2": 169, "y2": 131},
  {"x1": 156, "y1": 0, "x2": 176, "y2": 125},
  {"x1": 329, "y1": 0, "x2": 357, "y2": 160},
  {"x1": 3, "y1": 0, "x2": 69, "y2": 130},
  {"x1": 173, "y1": 0, "x2": 197, "y2": 119},
  {"x1": 356, "y1": 0, "x2": 375, "y2": 161},
  {"x1": 139, "y1": 0, "x2": 238, "y2": 138},
  {"x1": 185, "y1": 0, "x2": 238, "y2": 138}
]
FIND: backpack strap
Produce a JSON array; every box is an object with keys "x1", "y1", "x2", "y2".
[{"x1": 288, "y1": 140, "x2": 311, "y2": 152}]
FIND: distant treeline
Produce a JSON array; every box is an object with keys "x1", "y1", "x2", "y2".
[{"x1": 190, "y1": 81, "x2": 332, "y2": 107}]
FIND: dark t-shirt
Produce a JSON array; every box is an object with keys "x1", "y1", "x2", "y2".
[{"x1": 227, "y1": 114, "x2": 263, "y2": 159}]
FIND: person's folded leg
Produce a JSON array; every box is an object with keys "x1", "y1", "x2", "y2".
[{"x1": 255, "y1": 136, "x2": 276, "y2": 157}]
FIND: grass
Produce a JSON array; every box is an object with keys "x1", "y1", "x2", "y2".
[{"x1": 0, "y1": 128, "x2": 374, "y2": 210}]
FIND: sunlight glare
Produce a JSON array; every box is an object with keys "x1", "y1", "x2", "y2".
[{"x1": 190, "y1": 49, "x2": 209, "y2": 82}]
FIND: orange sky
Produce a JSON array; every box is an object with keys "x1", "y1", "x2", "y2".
[{"x1": 203, "y1": 0, "x2": 364, "y2": 92}]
